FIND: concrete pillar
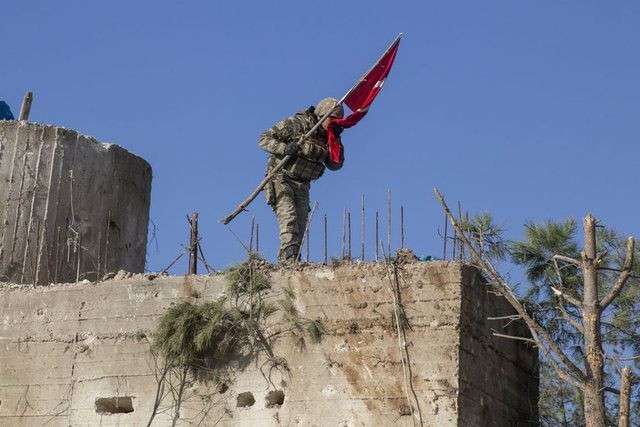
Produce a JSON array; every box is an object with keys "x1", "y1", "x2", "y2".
[{"x1": 0, "y1": 121, "x2": 151, "y2": 285}]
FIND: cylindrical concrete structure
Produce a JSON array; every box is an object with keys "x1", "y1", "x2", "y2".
[{"x1": 0, "y1": 121, "x2": 151, "y2": 285}]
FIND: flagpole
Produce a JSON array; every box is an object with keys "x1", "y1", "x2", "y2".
[
  {"x1": 220, "y1": 33, "x2": 402, "y2": 225},
  {"x1": 337, "y1": 32, "x2": 403, "y2": 107}
]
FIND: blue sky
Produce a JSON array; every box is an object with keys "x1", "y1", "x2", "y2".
[{"x1": 2, "y1": 1, "x2": 639, "y2": 273}]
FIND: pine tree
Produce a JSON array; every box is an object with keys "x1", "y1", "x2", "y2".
[{"x1": 435, "y1": 189, "x2": 639, "y2": 427}]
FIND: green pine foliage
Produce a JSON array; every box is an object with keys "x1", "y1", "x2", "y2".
[
  {"x1": 151, "y1": 254, "x2": 325, "y2": 382},
  {"x1": 455, "y1": 212, "x2": 639, "y2": 425},
  {"x1": 509, "y1": 219, "x2": 640, "y2": 426},
  {"x1": 459, "y1": 211, "x2": 509, "y2": 262}
]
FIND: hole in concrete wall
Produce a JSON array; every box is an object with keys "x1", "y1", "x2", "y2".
[
  {"x1": 398, "y1": 404, "x2": 412, "y2": 416},
  {"x1": 265, "y1": 390, "x2": 285, "y2": 408},
  {"x1": 95, "y1": 397, "x2": 134, "y2": 414},
  {"x1": 109, "y1": 220, "x2": 120, "y2": 232},
  {"x1": 236, "y1": 392, "x2": 255, "y2": 408}
]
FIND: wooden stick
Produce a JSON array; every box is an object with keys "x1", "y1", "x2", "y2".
[
  {"x1": 400, "y1": 205, "x2": 404, "y2": 249},
  {"x1": 443, "y1": 213, "x2": 448, "y2": 260},
  {"x1": 361, "y1": 193, "x2": 365, "y2": 261},
  {"x1": 341, "y1": 207, "x2": 346, "y2": 259},
  {"x1": 375, "y1": 211, "x2": 379, "y2": 261},
  {"x1": 348, "y1": 211, "x2": 352, "y2": 260},
  {"x1": 452, "y1": 205, "x2": 457, "y2": 260},
  {"x1": 76, "y1": 233, "x2": 81, "y2": 283},
  {"x1": 462, "y1": 210, "x2": 468, "y2": 260},
  {"x1": 553, "y1": 254, "x2": 581, "y2": 266},
  {"x1": 105, "y1": 211, "x2": 111, "y2": 275},
  {"x1": 298, "y1": 201, "x2": 318, "y2": 262},
  {"x1": 600, "y1": 237, "x2": 635, "y2": 310},
  {"x1": 19, "y1": 91, "x2": 33, "y2": 121},
  {"x1": 97, "y1": 231, "x2": 102, "y2": 278},
  {"x1": 249, "y1": 216, "x2": 255, "y2": 252},
  {"x1": 256, "y1": 223, "x2": 259, "y2": 255},
  {"x1": 54, "y1": 226, "x2": 60, "y2": 283},
  {"x1": 306, "y1": 223, "x2": 310, "y2": 262},
  {"x1": 197, "y1": 239, "x2": 214, "y2": 273},
  {"x1": 189, "y1": 212, "x2": 198, "y2": 275},
  {"x1": 324, "y1": 214, "x2": 328, "y2": 265},
  {"x1": 456, "y1": 202, "x2": 463, "y2": 260},
  {"x1": 161, "y1": 251, "x2": 187, "y2": 275},
  {"x1": 387, "y1": 190, "x2": 391, "y2": 258}
]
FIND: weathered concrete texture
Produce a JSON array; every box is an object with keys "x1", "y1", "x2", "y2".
[
  {"x1": 0, "y1": 262, "x2": 538, "y2": 426},
  {"x1": 0, "y1": 121, "x2": 151, "y2": 285}
]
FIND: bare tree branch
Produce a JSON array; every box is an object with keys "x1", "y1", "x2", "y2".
[
  {"x1": 487, "y1": 315, "x2": 522, "y2": 321},
  {"x1": 556, "y1": 301, "x2": 584, "y2": 334},
  {"x1": 600, "y1": 237, "x2": 634, "y2": 311},
  {"x1": 552, "y1": 258, "x2": 585, "y2": 333},
  {"x1": 595, "y1": 250, "x2": 608, "y2": 266},
  {"x1": 553, "y1": 254, "x2": 581, "y2": 267},
  {"x1": 492, "y1": 331, "x2": 537, "y2": 344},
  {"x1": 434, "y1": 188, "x2": 586, "y2": 388},
  {"x1": 550, "y1": 286, "x2": 582, "y2": 309}
]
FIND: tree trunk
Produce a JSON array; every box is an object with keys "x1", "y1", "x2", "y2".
[
  {"x1": 618, "y1": 366, "x2": 631, "y2": 427},
  {"x1": 581, "y1": 215, "x2": 606, "y2": 427}
]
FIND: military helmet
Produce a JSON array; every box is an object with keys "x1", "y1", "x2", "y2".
[{"x1": 315, "y1": 97, "x2": 344, "y2": 119}]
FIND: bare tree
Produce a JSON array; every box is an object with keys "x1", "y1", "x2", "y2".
[{"x1": 435, "y1": 189, "x2": 636, "y2": 427}]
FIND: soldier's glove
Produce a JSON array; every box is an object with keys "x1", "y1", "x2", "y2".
[
  {"x1": 284, "y1": 142, "x2": 300, "y2": 156},
  {"x1": 331, "y1": 122, "x2": 344, "y2": 137}
]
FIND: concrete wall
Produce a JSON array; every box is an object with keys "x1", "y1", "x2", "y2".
[
  {"x1": 0, "y1": 262, "x2": 538, "y2": 426},
  {"x1": 0, "y1": 121, "x2": 151, "y2": 285}
]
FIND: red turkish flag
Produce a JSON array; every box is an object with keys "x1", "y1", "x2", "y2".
[{"x1": 327, "y1": 37, "x2": 401, "y2": 162}]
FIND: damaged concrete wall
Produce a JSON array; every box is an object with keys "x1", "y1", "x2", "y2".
[
  {"x1": 0, "y1": 121, "x2": 151, "y2": 285},
  {"x1": 0, "y1": 262, "x2": 538, "y2": 426}
]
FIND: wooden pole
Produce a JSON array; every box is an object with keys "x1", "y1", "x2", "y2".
[
  {"x1": 400, "y1": 205, "x2": 404, "y2": 249},
  {"x1": 361, "y1": 193, "x2": 365, "y2": 261},
  {"x1": 298, "y1": 201, "x2": 318, "y2": 263},
  {"x1": 19, "y1": 91, "x2": 33, "y2": 122},
  {"x1": 324, "y1": 214, "x2": 328, "y2": 265},
  {"x1": 375, "y1": 211, "x2": 379, "y2": 261},
  {"x1": 387, "y1": 190, "x2": 391, "y2": 258},
  {"x1": 443, "y1": 213, "x2": 448, "y2": 260},
  {"x1": 76, "y1": 233, "x2": 81, "y2": 283},
  {"x1": 97, "y1": 231, "x2": 102, "y2": 278},
  {"x1": 306, "y1": 224, "x2": 310, "y2": 262},
  {"x1": 105, "y1": 211, "x2": 111, "y2": 275},
  {"x1": 452, "y1": 203, "x2": 457, "y2": 260},
  {"x1": 347, "y1": 212, "x2": 352, "y2": 260},
  {"x1": 341, "y1": 208, "x2": 346, "y2": 259},
  {"x1": 189, "y1": 212, "x2": 198, "y2": 275},
  {"x1": 249, "y1": 216, "x2": 255, "y2": 252},
  {"x1": 456, "y1": 201, "x2": 463, "y2": 260},
  {"x1": 256, "y1": 223, "x2": 259, "y2": 255},
  {"x1": 462, "y1": 210, "x2": 469, "y2": 260}
]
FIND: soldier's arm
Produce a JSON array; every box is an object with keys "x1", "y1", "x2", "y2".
[
  {"x1": 324, "y1": 140, "x2": 344, "y2": 171},
  {"x1": 258, "y1": 115, "x2": 304, "y2": 155}
]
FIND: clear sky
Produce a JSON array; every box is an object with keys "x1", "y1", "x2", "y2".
[{"x1": 3, "y1": 1, "x2": 639, "y2": 274}]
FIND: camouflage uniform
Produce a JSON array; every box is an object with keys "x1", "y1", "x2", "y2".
[{"x1": 259, "y1": 107, "x2": 344, "y2": 261}]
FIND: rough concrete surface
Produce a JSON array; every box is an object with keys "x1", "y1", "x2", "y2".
[
  {"x1": 0, "y1": 121, "x2": 151, "y2": 285},
  {"x1": 0, "y1": 261, "x2": 538, "y2": 426}
]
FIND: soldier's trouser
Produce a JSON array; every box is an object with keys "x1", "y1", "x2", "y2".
[{"x1": 270, "y1": 175, "x2": 310, "y2": 261}]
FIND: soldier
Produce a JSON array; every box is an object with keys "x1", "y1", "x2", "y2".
[{"x1": 259, "y1": 97, "x2": 345, "y2": 262}]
